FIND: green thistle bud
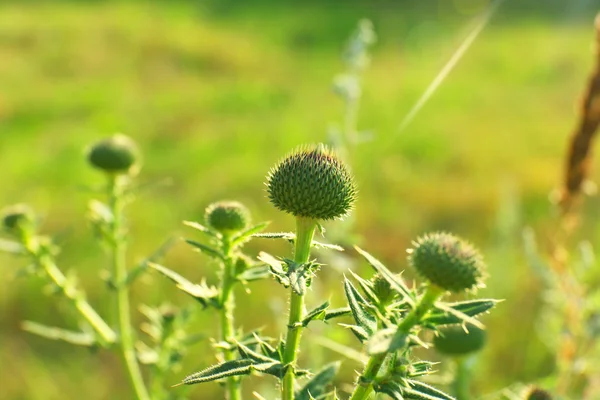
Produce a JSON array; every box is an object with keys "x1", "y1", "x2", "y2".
[
  {"x1": 266, "y1": 144, "x2": 357, "y2": 220},
  {"x1": 433, "y1": 323, "x2": 486, "y2": 356},
  {"x1": 408, "y1": 232, "x2": 485, "y2": 293},
  {"x1": 1, "y1": 204, "x2": 36, "y2": 234},
  {"x1": 87, "y1": 134, "x2": 140, "y2": 174},
  {"x1": 371, "y1": 273, "x2": 397, "y2": 306},
  {"x1": 523, "y1": 387, "x2": 552, "y2": 400},
  {"x1": 205, "y1": 201, "x2": 250, "y2": 235}
]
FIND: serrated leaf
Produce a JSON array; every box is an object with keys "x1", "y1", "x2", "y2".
[
  {"x1": 253, "y1": 232, "x2": 294, "y2": 239},
  {"x1": 238, "y1": 265, "x2": 271, "y2": 282},
  {"x1": 183, "y1": 221, "x2": 219, "y2": 238},
  {"x1": 0, "y1": 238, "x2": 24, "y2": 254},
  {"x1": 148, "y1": 263, "x2": 218, "y2": 307},
  {"x1": 367, "y1": 328, "x2": 407, "y2": 355},
  {"x1": 185, "y1": 239, "x2": 224, "y2": 261},
  {"x1": 405, "y1": 380, "x2": 454, "y2": 400},
  {"x1": 21, "y1": 321, "x2": 96, "y2": 347},
  {"x1": 423, "y1": 299, "x2": 499, "y2": 326},
  {"x1": 258, "y1": 252, "x2": 289, "y2": 287},
  {"x1": 375, "y1": 381, "x2": 405, "y2": 400},
  {"x1": 299, "y1": 301, "x2": 330, "y2": 328},
  {"x1": 354, "y1": 246, "x2": 415, "y2": 307},
  {"x1": 340, "y1": 324, "x2": 370, "y2": 343},
  {"x1": 231, "y1": 222, "x2": 271, "y2": 246},
  {"x1": 296, "y1": 361, "x2": 341, "y2": 400},
  {"x1": 324, "y1": 307, "x2": 351, "y2": 321},
  {"x1": 344, "y1": 277, "x2": 377, "y2": 335},
  {"x1": 312, "y1": 240, "x2": 344, "y2": 252},
  {"x1": 289, "y1": 261, "x2": 313, "y2": 296},
  {"x1": 348, "y1": 270, "x2": 380, "y2": 306},
  {"x1": 181, "y1": 359, "x2": 276, "y2": 384},
  {"x1": 237, "y1": 342, "x2": 279, "y2": 364}
]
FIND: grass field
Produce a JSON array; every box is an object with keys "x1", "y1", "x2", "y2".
[{"x1": 1, "y1": 0, "x2": 599, "y2": 399}]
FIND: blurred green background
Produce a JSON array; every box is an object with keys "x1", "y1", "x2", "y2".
[{"x1": 1, "y1": 0, "x2": 599, "y2": 399}]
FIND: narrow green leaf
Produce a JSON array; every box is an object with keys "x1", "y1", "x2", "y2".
[
  {"x1": 148, "y1": 263, "x2": 218, "y2": 307},
  {"x1": 253, "y1": 232, "x2": 294, "y2": 239},
  {"x1": 181, "y1": 359, "x2": 277, "y2": 384},
  {"x1": 231, "y1": 221, "x2": 271, "y2": 246},
  {"x1": 374, "y1": 381, "x2": 405, "y2": 400},
  {"x1": 405, "y1": 380, "x2": 454, "y2": 400},
  {"x1": 348, "y1": 270, "x2": 379, "y2": 306},
  {"x1": 237, "y1": 343, "x2": 280, "y2": 364},
  {"x1": 367, "y1": 328, "x2": 407, "y2": 355},
  {"x1": 423, "y1": 299, "x2": 499, "y2": 326},
  {"x1": 0, "y1": 238, "x2": 24, "y2": 254},
  {"x1": 183, "y1": 221, "x2": 219, "y2": 238},
  {"x1": 299, "y1": 301, "x2": 330, "y2": 327},
  {"x1": 238, "y1": 265, "x2": 271, "y2": 282},
  {"x1": 311, "y1": 240, "x2": 344, "y2": 252},
  {"x1": 21, "y1": 321, "x2": 96, "y2": 347},
  {"x1": 185, "y1": 239, "x2": 224, "y2": 261},
  {"x1": 354, "y1": 246, "x2": 415, "y2": 307},
  {"x1": 339, "y1": 324, "x2": 370, "y2": 343},
  {"x1": 296, "y1": 361, "x2": 341, "y2": 400},
  {"x1": 324, "y1": 307, "x2": 351, "y2": 321},
  {"x1": 343, "y1": 277, "x2": 377, "y2": 335}
]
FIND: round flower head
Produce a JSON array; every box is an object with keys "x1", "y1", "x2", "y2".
[
  {"x1": 433, "y1": 323, "x2": 486, "y2": 356},
  {"x1": 266, "y1": 144, "x2": 357, "y2": 220},
  {"x1": 2, "y1": 204, "x2": 36, "y2": 234},
  {"x1": 205, "y1": 201, "x2": 250, "y2": 235},
  {"x1": 408, "y1": 232, "x2": 485, "y2": 293},
  {"x1": 522, "y1": 387, "x2": 552, "y2": 400},
  {"x1": 87, "y1": 134, "x2": 140, "y2": 174}
]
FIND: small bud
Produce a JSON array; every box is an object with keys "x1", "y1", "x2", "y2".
[
  {"x1": 235, "y1": 254, "x2": 253, "y2": 274},
  {"x1": 87, "y1": 134, "x2": 140, "y2": 174},
  {"x1": 408, "y1": 232, "x2": 485, "y2": 293},
  {"x1": 1, "y1": 204, "x2": 36, "y2": 235},
  {"x1": 266, "y1": 144, "x2": 357, "y2": 220},
  {"x1": 205, "y1": 201, "x2": 250, "y2": 235},
  {"x1": 371, "y1": 273, "x2": 397, "y2": 306},
  {"x1": 522, "y1": 387, "x2": 552, "y2": 400},
  {"x1": 433, "y1": 323, "x2": 486, "y2": 356}
]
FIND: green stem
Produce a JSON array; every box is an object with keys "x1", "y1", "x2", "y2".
[
  {"x1": 281, "y1": 217, "x2": 317, "y2": 400},
  {"x1": 23, "y1": 237, "x2": 117, "y2": 344},
  {"x1": 108, "y1": 175, "x2": 150, "y2": 400},
  {"x1": 220, "y1": 235, "x2": 241, "y2": 400},
  {"x1": 349, "y1": 285, "x2": 444, "y2": 400},
  {"x1": 452, "y1": 357, "x2": 471, "y2": 400}
]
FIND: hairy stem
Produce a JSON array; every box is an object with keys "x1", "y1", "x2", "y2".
[
  {"x1": 23, "y1": 237, "x2": 117, "y2": 344},
  {"x1": 108, "y1": 175, "x2": 150, "y2": 400},
  {"x1": 281, "y1": 217, "x2": 317, "y2": 400},
  {"x1": 220, "y1": 235, "x2": 241, "y2": 400},
  {"x1": 350, "y1": 285, "x2": 444, "y2": 400}
]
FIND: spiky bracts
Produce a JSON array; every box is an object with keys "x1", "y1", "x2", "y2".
[
  {"x1": 433, "y1": 323, "x2": 486, "y2": 356},
  {"x1": 408, "y1": 232, "x2": 485, "y2": 293},
  {"x1": 87, "y1": 134, "x2": 139, "y2": 174},
  {"x1": 205, "y1": 201, "x2": 250, "y2": 235},
  {"x1": 266, "y1": 144, "x2": 357, "y2": 220}
]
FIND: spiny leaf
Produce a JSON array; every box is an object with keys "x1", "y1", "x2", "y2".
[
  {"x1": 180, "y1": 359, "x2": 277, "y2": 385},
  {"x1": 185, "y1": 239, "x2": 225, "y2": 261},
  {"x1": 231, "y1": 221, "x2": 271, "y2": 246},
  {"x1": 428, "y1": 303, "x2": 486, "y2": 329},
  {"x1": 343, "y1": 277, "x2": 377, "y2": 335},
  {"x1": 148, "y1": 263, "x2": 218, "y2": 307},
  {"x1": 367, "y1": 328, "x2": 407, "y2": 355},
  {"x1": 354, "y1": 246, "x2": 415, "y2": 307},
  {"x1": 183, "y1": 221, "x2": 219, "y2": 238},
  {"x1": 324, "y1": 307, "x2": 351, "y2": 321},
  {"x1": 374, "y1": 381, "x2": 405, "y2": 400},
  {"x1": 296, "y1": 361, "x2": 341, "y2": 400},
  {"x1": 340, "y1": 324, "x2": 370, "y2": 343},
  {"x1": 311, "y1": 240, "x2": 344, "y2": 252},
  {"x1": 237, "y1": 342, "x2": 279, "y2": 364},
  {"x1": 405, "y1": 380, "x2": 454, "y2": 400},
  {"x1": 348, "y1": 269, "x2": 380, "y2": 307},
  {"x1": 423, "y1": 299, "x2": 499, "y2": 326},
  {"x1": 253, "y1": 232, "x2": 294, "y2": 239},
  {"x1": 299, "y1": 301, "x2": 330, "y2": 328},
  {"x1": 238, "y1": 265, "x2": 271, "y2": 282},
  {"x1": 21, "y1": 321, "x2": 96, "y2": 347},
  {"x1": 289, "y1": 261, "x2": 315, "y2": 296}
]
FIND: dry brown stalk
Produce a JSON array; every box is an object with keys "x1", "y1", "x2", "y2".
[{"x1": 559, "y1": 14, "x2": 600, "y2": 214}]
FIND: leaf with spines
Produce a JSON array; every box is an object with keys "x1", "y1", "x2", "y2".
[
  {"x1": 288, "y1": 260, "x2": 320, "y2": 296},
  {"x1": 231, "y1": 221, "x2": 270, "y2": 246},
  {"x1": 185, "y1": 239, "x2": 224, "y2": 261},
  {"x1": 179, "y1": 359, "x2": 277, "y2": 385},
  {"x1": 253, "y1": 232, "x2": 344, "y2": 251},
  {"x1": 355, "y1": 246, "x2": 415, "y2": 307},
  {"x1": 238, "y1": 265, "x2": 271, "y2": 282},
  {"x1": 183, "y1": 220, "x2": 219, "y2": 238},
  {"x1": 347, "y1": 270, "x2": 380, "y2": 307},
  {"x1": 259, "y1": 252, "x2": 290, "y2": 288},
  {"x1": 298, "y1": 301, "x2": 330, "y2": 328},
  {"x1": 324, "y1": 307, "x2": 351, "y2": 321},
  {"x1": 428, "y1": 302, "x2": 485, "y2": 329},
  {"x1": 343, "y1": 277, "x2": 377, "y2": 335},
  {"x1": 295, "y1": 361, "x2": 341, "y2": 400},
  {"x1": 423, "y1": 299, "x2": 499, "y2": 326},
  {"x1": 148, "y1": 263, "x2": 219, "y2": 308},
  {"x1": 404, "y1": 380, "x2": 454, "y2": 400},
  {"x1": 366, "y1": 327, "x2": 407, "y2": 355},
  {"x1": 340, "y1": 323, "x2": 370, "y2": 343}
]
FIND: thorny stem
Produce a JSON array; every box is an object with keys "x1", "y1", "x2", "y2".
[
  {"x1": 22, "y1": 236, "x2": 117, "y2": 344},
  {"x1": 349, "y1": 285, "x2": 444, "y2": 400},
  {"x1": 107, "y1": 175, "x2": 150, "y2": 400},
  {"x1": 281, "y1": 217, "x2": 317, "y2": 400},
  {"x1": 220, "y1": 234, "x2": 241, "y2": 400}
]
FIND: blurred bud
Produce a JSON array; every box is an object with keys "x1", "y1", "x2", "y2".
[
  {"x1": 371, "y1": 273, "x2": 397, "y2": 306},
  {"x1": 87, "y1": 134, "x2": 140, "y2": 174},
  {"x1": 433, "y1": 323, "x2": 487, "y2": 356},
  {"x1": 235, "y1": 254, "x2": 254, "y2": 275},
  {"x1": 266, "y1": 144, "x2": 357, "y2": 221},
  {"x1": 408, "y1": 232, "x2": 486, "y2": 293},
  {"x1": 205, "y1": 201, "x2": 250, "y2": 236},
  {"x1": 1, "y1": 204, "x2": 36, "y2": 236},
  {"x1": 522, "y1": 387, "x2": 553, "y2": 400}
]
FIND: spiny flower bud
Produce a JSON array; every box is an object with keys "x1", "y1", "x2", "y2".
[
  {"x1": 371, "y1": 274, "x2": 397, "y2": 306},
  {"x1": 522, "y1": 387, "x2": 552, "y2": 400},
  {"x1": 205, "y1": 201, "x2": 250, "y2": 235},
  {"x1": 408, "y1": 232, "x2": 485, "y2": 293},
  {"x1": 433, "y1": 323, "x2": 486, "y2": 356},
  {"x1": 266, "y1": 144, "x2": 357, "y2": 220},
  {"x1": 1, "y1": 204, "x2": 36, "y2": 234},
  {"x1": 87, "y1": 134, "x2": 139, "y2": 174}
]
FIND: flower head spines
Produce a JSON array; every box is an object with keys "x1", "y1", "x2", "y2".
[
  {"x1": 266, "y1": 144, "x2": 357, "y2": 220},
  {"x1": 1, "y1": 204, "x2": 36, "y2": 235},
  {"x1": 408, "y1": 232, "x2": 485, "y2": 293},
  {"x1": 87, "y1": 134, "x2": 140, "y2": 174},
  {"x1": 205, "y1": 201, "x2": 250, "y2": 235},
  {"x1": 433, "y1": 323, "x2": 486, "y2": 356}
]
